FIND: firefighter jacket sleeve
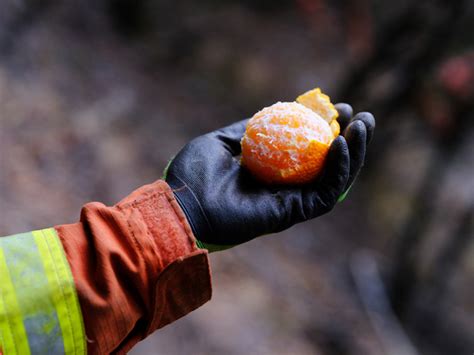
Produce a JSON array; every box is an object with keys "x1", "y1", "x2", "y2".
[{"x1": 0, "y1": 180, "x2": 212, "y2": 355}]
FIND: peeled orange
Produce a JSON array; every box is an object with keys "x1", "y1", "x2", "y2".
[{"x1": 241, "y1": 88, "x2": 339, "y2": 184}]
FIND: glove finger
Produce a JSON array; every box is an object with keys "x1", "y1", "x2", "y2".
[
  {"x1": 351, "y1": 112, "x2": 375, "y2": 144},
  {"x1": 212, "y1": 118, "x2": 249, "y2": 155},
  {"x1": 335, "y1": 103, "x2": 353, "y2": 133},
  {"x1": 344, "y1": 120, "x2": 367, "y2": 190},
  {"x1": 312, "y1": 136, "x2": 350, "y2": 206}
]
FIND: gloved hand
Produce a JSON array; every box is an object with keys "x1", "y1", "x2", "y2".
[{"x1": 165, "y1": 104, "x2": 375, "y2": 251}]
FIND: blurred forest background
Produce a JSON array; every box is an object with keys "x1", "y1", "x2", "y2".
[{"x1": 0, "y1": 0, "x2": 473, "y2": 354}]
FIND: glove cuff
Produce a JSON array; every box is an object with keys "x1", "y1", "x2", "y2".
[
  {"x1": 166, "y1": 175, "x2": 214, "y2": 246},
  {"x1": 166, "y1": 176, "x2": 238, "y2": 253}
]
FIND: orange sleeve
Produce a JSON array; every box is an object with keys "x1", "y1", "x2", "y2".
[{"x1": 55, "y1": 180, "x2": 212, "y2": 354}]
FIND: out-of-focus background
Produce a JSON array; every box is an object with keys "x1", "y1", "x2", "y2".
[{"x1": 1, "y1": 0, "x2": 473, "y2": 354}]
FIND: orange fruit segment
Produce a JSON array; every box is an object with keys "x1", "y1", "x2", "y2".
[
  {"x1": 241, "y1": 101, "x2": 334, "y2": 184},
  {"x1": 241, "y1": 87, "x2": 340, "y2": 185}
]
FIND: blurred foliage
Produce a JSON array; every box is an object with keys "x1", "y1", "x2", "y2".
[{"x1": 0, "y1": 0, "x2": 473, "y2": 354}]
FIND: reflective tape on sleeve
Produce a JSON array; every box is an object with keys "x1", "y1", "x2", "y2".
[{"x1": 0, "y1": 229, "x2": 86, "y2": 355}]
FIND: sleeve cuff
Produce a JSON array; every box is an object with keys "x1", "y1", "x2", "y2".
[
  {"x1": 113, "y1": 180, "x2": 213, "y2": 344},
  {"x1": 57, "y1": 180, "x2": 212, "y2": 354}
]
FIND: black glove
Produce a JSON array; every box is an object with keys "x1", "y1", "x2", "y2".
[
  {"x1": 334, "y1": 104, "x2": 375, "y2": 200},
  {"x1": 166, "y1": 103, "x2": 375, "y2": 251}
]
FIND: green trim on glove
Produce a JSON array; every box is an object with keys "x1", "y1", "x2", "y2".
[
  {"x1": 338, "y1": 184, "x2": 353, "y2": 202},
  {"x1": 162, "y1": 157, "x2": 175, "y2": 180},
  {"x1": 195, "y1": 239, "x2": 236, "y2": 253}
]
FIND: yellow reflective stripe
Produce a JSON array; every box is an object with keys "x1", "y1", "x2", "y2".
[
  {"x1": 2, "y1": 231, "x2": 64, "y2": 353},
  {"x1": 0, "y1": 247, "x2": 31, "y2": 355},
  {"x1": 0, "y1": 229, "x2": 86, "y2": 354},
  {"x1": 33, "y1": 229, "x2": 86, "y2": 355}
]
